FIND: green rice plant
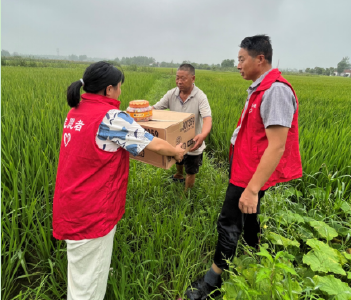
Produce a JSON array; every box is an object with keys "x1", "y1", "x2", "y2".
[{"x1": 2, "y1": 66, "x2": 350, "y2": 299}]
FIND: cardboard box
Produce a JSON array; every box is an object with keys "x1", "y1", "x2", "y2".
[{"x1": 130, "y1": 110, "x2": 196, "y2": 169}]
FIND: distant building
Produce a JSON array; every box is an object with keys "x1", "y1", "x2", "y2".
[
  {"x1": 343, "y1": 69, "x2": 351, "y2": 77},
  {"x1": 149, "y1": 62, "x2": 160, "y2": 67},
  {"x1": 333, "y1": 69, "x2": 351, "y2": 77}
]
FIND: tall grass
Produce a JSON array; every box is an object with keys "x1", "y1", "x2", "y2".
[{"x1": 2, "y1": 66, "x2": 350, "y2": 299}]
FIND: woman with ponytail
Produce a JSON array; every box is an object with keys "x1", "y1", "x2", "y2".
[{"x1": 53, "y1": 61, "x2": 185, "y2": 300}]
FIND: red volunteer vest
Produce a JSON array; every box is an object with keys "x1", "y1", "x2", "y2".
[
  {"x1": 53, "y1": 93, "x2": 129, "y2": 240},
  {"x1": 230, "y1": 69, "x2": 302, "y2": 190}
]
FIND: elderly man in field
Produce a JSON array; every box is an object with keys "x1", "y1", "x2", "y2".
[
  {"x1": 185, "y1": 35, "x2": 302, "y2": 300},
  {"x1": 153, "y1": 64, "x2": 212, "y2": 190}
]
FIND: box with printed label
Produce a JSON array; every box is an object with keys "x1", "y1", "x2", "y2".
[{"x1": 129, "y1": 110, "x2": 196, "y2": 169}]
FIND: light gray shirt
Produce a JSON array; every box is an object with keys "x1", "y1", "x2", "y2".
[
  {"x1": 231, "y1": 69, "x2": 297, "y2": 145},
  {"x1": 153, "y1": 84, "x2": 212, "y2": 155}
]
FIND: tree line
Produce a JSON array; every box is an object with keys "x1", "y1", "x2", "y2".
[
  {"x1": 6, "y1": 48, "x2": 349, "y2": 76},
  {"x1": 1, "y1": 50, "x2": 238, "y2": 71},
  {"x1": 98, "y1": 56, "x2": 237, "y2": 71},
  {"x1": 112, "y1": 56, "x2": 236, "y2": 71},
  {"x1": 304, "y1": 57, "x2": 350, "y2": 76}
]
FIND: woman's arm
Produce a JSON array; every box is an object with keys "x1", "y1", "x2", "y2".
[{"x1": 146, "y1": 137, "x2": 185, "y2": 162}]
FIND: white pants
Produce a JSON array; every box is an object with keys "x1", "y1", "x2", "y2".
[{"x1": 66, "y1": 225, "x2": 116, "y2": 300}]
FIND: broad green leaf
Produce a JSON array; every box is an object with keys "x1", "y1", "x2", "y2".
[
  {"x1": 291, "y1": 280, "x2": 302, "y2": 294},
  {"x1": 303, "y1": 216, "x2": 315, "y2": 222},
  {"x1": 283, "y1": 187, "x2": 295, "y2": 197},
  {"x1": 336, "y1": 251, "x2": 348, "y2": 266},
  {"x1": 257, "y1": 247, "x2": 274, "y2": 263},
  {"x1": 303, "y1": 239, "x2": 346, "y2": 275},
  {"x1": 222, "y1": 281, "x2": 239, "y2": 300},
  {"x1": 261, "y1": 243, "x2": 269, "y2": 249},
  {"x1": 314, "y1": 275, "x2": 351, "y2": 300},
  {"x1": 276, "y1": 212, "x2": 289, "y2": 226},
  {"x1": 266, "y1": 232, "x2": 300, "y2": 248},
  {"x1": 287, "y1": 211, "x2": 305, "y2": 224},
  {"x1": 348, "y1": 272, "x2": 351, "y2": 280},
  {"x1": 338, "y1": 227, "x2": 351, "y2": 237},
  {"x1": 292, "y1": 213, "x2": 305, "y2": 224},
  {"x1": 277, "y1": 211, "x2": 305, "y2": 225},
  {"x1": 307, "y1": 239, "x2": 345, "y2": 260},
  {"x1": 275, "y1": 251, "x2": 295, "y2": 261},
  {"x1": 297, "y1": 266, "x2": 315, "y2": 283},
  {"x1": 298, "y1": 226, "x2": 314, "y2": 241},
  {"x1": 330, "y1": 223, "x2": 351, "y2": 237},
  {"x1": 275, "y1": 262, "x2": 298, "y2": 275},
  {"x1": 340, "y1": 202, "x2": 351, "y2": 215},
  {"x1": 309, "y1": 220, "x2": 338, "y2": 241},
  {"x1": 255, "y1": 267, "x2": 271, "y2": 283},
  {"x1": 343, "y1": 252, "x2": 351, "y2": 261}
]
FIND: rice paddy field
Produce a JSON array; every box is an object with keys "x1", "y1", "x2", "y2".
[{"x1": 1, "y1": 65, "x2": 351, "y2": 299}]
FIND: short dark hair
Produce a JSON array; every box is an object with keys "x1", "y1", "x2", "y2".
[
  {"x1": 178, "y1": 63, "x2": 195, "y2": 76},
  {"x1": 67, "y1": 61, "x2": 125, "y2": 108},
  {"x1": 240, "y1": 35, "x2": 273, "y2": 64}
]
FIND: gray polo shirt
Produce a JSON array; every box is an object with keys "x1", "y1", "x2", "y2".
[
  {"x1": 231, "y1": 69, "x2": 297, "y2": 145},
  {"x1": 153, "y1": 84, "x2": 211, "y2": 155}
]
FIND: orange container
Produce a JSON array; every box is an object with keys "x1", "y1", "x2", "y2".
[{"x1": 126, "y1": 100, "x2": 153, "y2": 122}]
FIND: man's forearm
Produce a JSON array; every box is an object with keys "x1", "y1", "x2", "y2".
[
  {"x1": 247, "y1": 125, "x2": 289, "y2": 193},
  {"x1": 247, "y1": 145, "x2": 285, "y2": 193},
  {"x1": 201, "y1": 117, "x2": 212, "y2": 138},
  {"x1": 152, "y1": 94, "x2": 170, "y2": 110}
]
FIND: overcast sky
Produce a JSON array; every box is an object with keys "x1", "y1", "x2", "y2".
[{"x1": 2, "y1": 0, "x2": 350, "y2": 69}]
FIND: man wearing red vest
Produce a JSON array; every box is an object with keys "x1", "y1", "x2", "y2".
[{"x1": 186, "y1": 35, "x2": 302, "y2": 300}]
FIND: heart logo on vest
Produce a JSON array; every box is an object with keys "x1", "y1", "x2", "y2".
[{"x1": 64, "y1": 133, "x2": 71, "y2": 147}]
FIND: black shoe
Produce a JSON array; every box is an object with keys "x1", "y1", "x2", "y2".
[
  {"x1": 185, "y1": 276, "x2": 221, "y2": 300},
  {"x1": 171, "y1": 175, "x2": 185, "y2": 183}
]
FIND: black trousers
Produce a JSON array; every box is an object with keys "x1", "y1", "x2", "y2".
[{"x1": 213, "y1": 183, "x2": 265, "y2": 270}]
